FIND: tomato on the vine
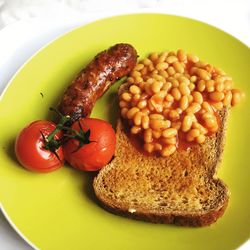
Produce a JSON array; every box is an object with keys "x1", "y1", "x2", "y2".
[
  {"x1": 63, "y1": 118, "x2": 116, "y2": 171},
  {"x1": 15, "y1": 120, "x2": 64, "y2": 172}
]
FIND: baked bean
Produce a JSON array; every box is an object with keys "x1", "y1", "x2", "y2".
[
  {"x1": 158, "y1": 52, "x2": 168, "y2": 62},
  {"x1": 165, "y1": 93, "x2": 174, "y2": 102},
  {"x1": 149, "y1": 52, "x2": 159, "y2": 62},
  {"x1": 144, "y1": 143, "x2": 154, "y2": 153},
  {"x1": 195, "y1": 61, "x2": 207, "y2": 68},
  {"x1": 196, "y1": 134, "x2": 206, "y2": 144},
  {"x1": 163, "y1": 101, "x2": 171, "y2": 108},
  {"x1": 223, "y1": 91, "x2": 232, "y2": 106},
  {"x1": 169, "y1": 110, "x2": 180, "y2": 120},
  {"x1": 173, "y1": 61, "x2": 184, "y2": 73},
  {"x1": 182, "y1": 115, "x2": 193, "y2": 132},
  {"x1": 187, "y1": 54, "x2": 199, "y2": 63},
  {"x1": 134, "y1": 112, "x2": 143, "y2": 126},
  {"x1": 152, "y1": 130, "x2": 162, "y2": 139},
  {"x1": 190, "y1": 75, "x2": 197, "y2": 83},
  {"x1": 149, "y1": 114, "x2": 164, "y2": 120},
  {"x1": 171, "y1": 88, "x2": 181, "y2": 101},
  {"x1": 197, "y1": 80, "x2": 206, "y2": 92},
  {"x1": 177, "y1": 49, "x2": 186, "y2": 62},
  {"x1": 134, "y1": 63, "x2": 144, "y2": 71},
  {"x1": 209, "y1": 123, "x2": 219, "y2": 133},
  {"x1": 161, "y1": 145, "x2": 176, "y2": 157},
  {"x1": 121, "y1": 92, "x2": 132, "y2": 102},
  {"x1": 202, "y1": 102, "x2": 213, "y2": 113},
  {"x1": 137, "y1": 100, "x2": 147, "y2": 109},
  {"x1": 148, "y1": 64, "x2": 155, "y2": 72},
  {"x1": 130, "y1": 85, "x2": 141, "y2": 94},
  {"x1": 131, "y1": 126, "x2": 142, "y2": 134},
  {"x1": 140, "y1": 67, "x2": 148, "y2": 76},
  {"x1": 177, "y1": 76, "x2": 190, "y2": 85},
  {"x1": 206, "y1": 80, "x2": 215, "y2": 92},
  {"x1": 150, "y1": 119, "x2": 168, "y2": 130},
  {"x1": 174, "y1": 73, "x2": 182, "y2": 79},
  {"x1": 202, "y1": 112, "x2": 214, "y2": 120},
  {"x1": 171, "y1": 121, "x2": 182, "y2": 130},
  {"x1": 231, "y1": 89, "x2": 243, "y2": 106},
  {"x1": 211, "y1": 102, "x2": 223, "y2": 110},
  {"x1": 215, "y1": 81, "x2": 224, "y2": 92},
  {"x1": 180, "y1": 96, "x2": 189, "y2": 110},
  {"x1": 179, "y1": 82, "x2": 190, "y2": 96},
  {"x1": 142, "y1": 58, "x2": 152, "y2": 66},
  {"x1": 154, "y1": 143, "x2": 163, "y2": 151},
  {"x1": 151, "y1": 81, "x2": 163, "y2": 93},
  {"x1": 167, "y1": 66, "x2": 175, "y2": 76},
  {"x1": 204, "y1": 117, "x2": 217, "y2": 128},
  {"x1": 134, "y1": 76, "x2": 143, "y2": 84},
  {"x1": 144, "y1": 128, "x2": 153, "y2": 143},
  {"x1": 141, "y1": 108, "x2": 150, "y2": 115},
  {"x1": 130, "y1": 70, "x2": 141, "y2": 78},
  {"x1": 170, "y1": 78, "x2": 179, "y2": 88},
  {"x1": 162, "y1": 82, "x2": 172, "y2": 91},
  {"x1": 141, "y1": 115, "x2": 150, "y2": 129},
  {"x1": 209, "y1": 91, "x2": 225, "y2": 102},
  {"x1": 186, "y1": 133, "x2": 194, "y2": 142},
  {"x1": 186, "y1": 102, "x2": 201, "y2": 113},
  {"x1": 188, "y1": 129, "x2": 200, "y2": 138},
  {"x1": 133, "y1": 94, "x2": 141, "y2": 101},
  {"x1": 154, "y1": 75, "x2": 166, "y2": 83},
  {"x1": 192, "y1": 122, "x2": 208, "y2": 134},
  {"x1": 162, "y1": 128, "x2": 177, "y2": 138},
  {"x1": 159, "y1": 70, "x2": 169, "y2": 79},
  {"x1": 166, "y1": 56, "x2": 178, "y2": 64},
  {"x1": 127, "y1": 107, "x2": 139, "y2": 119},
  {"x1": 189, "y1": 83, "x2": 195, "y2": 91},
  {"x1": 192, "y1": 91, "x2": 203, "y2": 104},
  {"x1": 196, "y1": 68, "x2": 210, "y2": 80},
  {"x1": 224, "y1": 80, "x2": 233, "y2": 90},
  {"x1": 188, "y1": 95, "x2": 194, "y2": 103},
  {"x1": 161, "y1": 137, "x2": 177, "y2": 145},
  {"x1": 156, "y1": 62, "x2": 169, "y2": 71}
]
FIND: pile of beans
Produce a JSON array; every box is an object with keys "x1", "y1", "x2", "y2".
[{"x1": 119, "y1": 49, "x2": 245, "y2": 157}]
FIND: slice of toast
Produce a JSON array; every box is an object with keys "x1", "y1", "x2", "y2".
[{"x1": 93, "y1": 109, "x2": 229, "y2": 227}]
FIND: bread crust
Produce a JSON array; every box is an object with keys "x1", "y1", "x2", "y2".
[{"x1": 93, "y1": 109, "x2": 230, "y2": 227}]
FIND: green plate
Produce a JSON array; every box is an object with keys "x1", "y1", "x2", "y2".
[{"x1": 0, "y1": 14, "x2": 249, "y2": 250}]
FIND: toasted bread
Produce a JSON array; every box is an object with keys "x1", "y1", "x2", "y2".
[{"x1": 93, "y1": 106, "x2": 229, "y2": 227}]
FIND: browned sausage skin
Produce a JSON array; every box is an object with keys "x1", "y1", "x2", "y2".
[{"x1": 59, "y1": 43, "x2": 137, "y2": 123}]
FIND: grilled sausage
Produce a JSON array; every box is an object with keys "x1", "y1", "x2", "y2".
[{"x1": 59, "y1": 43, "x2": 137, "y2": 123}]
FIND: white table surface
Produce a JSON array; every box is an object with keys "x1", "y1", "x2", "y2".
[{"x1": 0, "y1": 3, "x2": 249, "y2": 250}]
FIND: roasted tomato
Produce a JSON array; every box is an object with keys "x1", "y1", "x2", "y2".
[
  {"x1": 15, "y1": 120, "x2": 64, "y2": 172},
  {"x1": 63, "y1": 118, "x2": 116, "y2": 171}
]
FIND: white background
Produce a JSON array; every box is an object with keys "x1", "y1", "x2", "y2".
[{"x1": 0, "y1": 0, "x2": 249, "y2": 249}]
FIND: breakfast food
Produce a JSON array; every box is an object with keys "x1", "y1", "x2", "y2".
[
  {"x1": 93, "y1": 115, "x2": 228, "y2": 226},
  {"x1": 15, "y1": 120, "x2": 64, "y2": 172},
  {"x1": 59, "y1": 43, "x2": 137, "y2": 124},
  {"x1": 93, "y1": 49, "x2": 245, "y2": 226},
  {"x1": 16, "y1": 44, "x2": 137, "y2": 172},
  {"x1": 118, "y1": 50, "x2": 244, "y2": 156},
  {"x1": 63, "y1": 118, "x2": 116, "y2": 171}
]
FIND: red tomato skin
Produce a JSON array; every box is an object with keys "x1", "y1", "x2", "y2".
[
  {"x1": 63, "y1": 118, "x2": 116, "y2": 171},
  {"x1": 15, "y1": 120, "x2": 64, "y2": 172}
]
